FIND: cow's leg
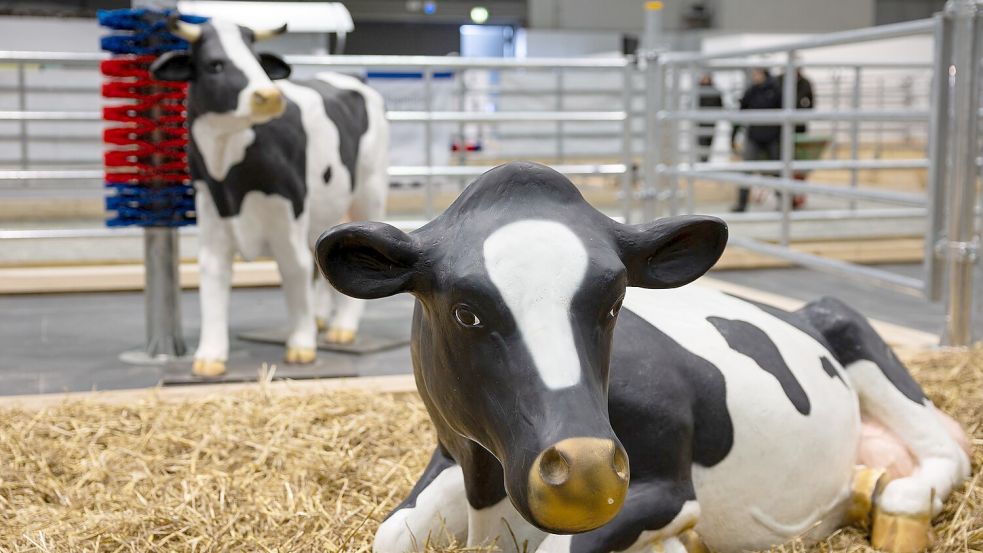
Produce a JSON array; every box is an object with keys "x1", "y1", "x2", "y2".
[
  {"x1": 533, "y1": 480, "x2": 702, "y2": 553},
  {"x1": 799, "y1": 297, "x2": 971, "y2": 553},
  {"x1": 193, "y1": 185, "x2": 235, "y2": 377},
  {"x1": 374, "y1": 446, "x2": 468, "y2": 552},
  {"x1": 324, "y1": 167, "x2": 387, "y2": 344},
  {"x1": 313, "y1": 275, "x2": 333, "y2": 332},
  {"x1": 268, "y1": 214, "x2": 317, "y2": 364}
]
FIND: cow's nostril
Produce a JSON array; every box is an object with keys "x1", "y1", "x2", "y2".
[{"x1": 539, "y1": 446, "x2": 570, "y2": 486}]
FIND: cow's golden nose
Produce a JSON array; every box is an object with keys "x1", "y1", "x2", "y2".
[
  {"x1": 251, "y1": 87, "x2": 284, "y2": 116},
  {"x1": 527, "y1": 437, "x2": 629, "y2": 533}
]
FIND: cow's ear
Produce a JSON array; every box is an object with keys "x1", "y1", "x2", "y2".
[
  {"x1": 258, "y1": 53, "x2": 291, "y2": 80},
  {"x1": 150, "y1": 51, "x2": 194, "y2": 82},
  {"x1": 315, "y1": 222, "x2": 425, "y2": 299},
  {"x1": 615, "y1": 215, "x2": 727, "y2": 289}
]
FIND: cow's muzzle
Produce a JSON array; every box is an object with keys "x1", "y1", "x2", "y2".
[
  {"x1": 527, "y1": 437, "x2": 629, "y2": 533},
  {"x1": 251, "y1": 87, "x2": 285, "y2": 118}
]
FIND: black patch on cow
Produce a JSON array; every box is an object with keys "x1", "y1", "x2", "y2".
[
  {"x1": 298, "y1": 78, "x2": 369, "y2": 190},
  {"x1": 821, "y1": 356, "x2": 849, "y2": 388},
  {"x1": 185, "y1": 24, "x2": 251, "y2": 115},
  {"x1": 322, "y1": 165, "x2": 332, "y2": 185},
  {"x1": 799, "y1": 296, "x2": 926, "y2": 405},
  {"x1": 189, "y1": 98, "x2": 308, "y2": 218},
  {"x1": 708, "y1": 316, "x2": 811, "y2": 415},
  {"x1": 725, "y1": 293, "x2": 833, "y2": 350},
  {"x1": 570, "y1": 478, "x2": 696, "y2": 553}
]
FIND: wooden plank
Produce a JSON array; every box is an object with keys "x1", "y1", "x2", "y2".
[{"x1": 0, "y1": 238, "x2": 924, "y2": 295}]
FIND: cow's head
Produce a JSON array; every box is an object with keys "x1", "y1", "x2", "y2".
[
  {"x1": 315, "y1": 162, "x2": 727, "y2": 534},
  {"x1": 150, "y1": 15, "x2": 292, "y2": 123}
]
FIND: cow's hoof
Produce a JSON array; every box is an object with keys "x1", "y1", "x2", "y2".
[
  {"x1": 677, "y1": 529, "x2": 709, "y2": 553},
  {"x1": 192, "y1": 358, "x2": 227, "y2": 377},
  {"x1": 315, "y1": 317, "x2": 327, "y2": 332},
  {"x1": 847, "y1": 465, "x2": 887, "y2": 529},
  {"x1": 870, "y1": 507, "x2": 932, "y2": 553},
  {"x1": 325, "y1": 327, "x2": 356, "y2": 344},
  {"x1": 285, "y1": 346, "x2": 317, "y2": 364}
]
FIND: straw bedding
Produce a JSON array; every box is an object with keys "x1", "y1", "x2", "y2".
[{"x1": 0, "y1": 348, "x2": 979, "y2": 552}]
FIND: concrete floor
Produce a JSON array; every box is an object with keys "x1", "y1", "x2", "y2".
[{"x1": 0, "y1": 264, "x2": 943, "y2": 397}]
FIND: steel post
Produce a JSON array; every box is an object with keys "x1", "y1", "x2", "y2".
[
  {"x1": 423, "y1": 67, "x2": 434, "y2": 219},
  {"x1": 849, "y1": 66, "x2": 862, "y2": 210},
  {"x1": 925, "y1": 13, "x2": 953, "y2": 302},
  {"x1": 621, "y1": 61, "x2": 634, "y2": 223},
  {"x1": 779, "y1": 52, "x2": 797, "y2": 246},
  {"x1": 942, "y1": 0, "x2": 982, "y2": 346},
  {"x1": 143, "y1": 227, "x2": 186, "y2": 357}
]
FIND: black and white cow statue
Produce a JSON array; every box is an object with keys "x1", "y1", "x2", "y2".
[
  {"x1": 315, "y1": 162, "x2": 971, "y2": 553},
  {"x1": 151, "y1": 16, "x2": 389, "y2": 376}
]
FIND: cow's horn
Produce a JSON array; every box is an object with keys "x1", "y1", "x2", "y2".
[
  {"x1": 167, "y1": 14, "x2": 202, "y2": 43},
  {"x1": 252, "y1": 23, "x2": 288, "y2": 41}
]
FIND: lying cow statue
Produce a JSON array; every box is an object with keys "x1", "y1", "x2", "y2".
[
  {"x1": 151, "y1": 16, "x2": 389, "y2": 376},
  {"x1": 316, "y1": 162, "x2": 970, "y2": 553}
]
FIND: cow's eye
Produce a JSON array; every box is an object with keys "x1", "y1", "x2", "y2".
[
  {"x1": 454, "y1": 305, "x2": 482, "y2": 328},
  {"x1": 207, "y1": 60, "x2": 224, "y2": 73},
  {"x1": 609, "y1": 297, "x2": 623, "y2": 319}
]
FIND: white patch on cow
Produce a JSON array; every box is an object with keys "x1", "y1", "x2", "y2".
[
  {"x1": 212, "y1": 19, "x2": 277, "y2": 120},
  {"x1": 623, "y1": 284, "x2": 859, "y2": 552},
  {"x1": 483, "y1": 220, "x2": 588, "y2": 390},
  {"x1": 467, "y1": 496, "x2": 546, "y2": 551},
  {"x1": 191, "y1": 114, "x2": 255, "y2": 181},
  {"x1": 278, "y1": 80, "x2": 343, "y2": 199},
  {"x1": 846, "y1": 359, "x2": 970, "y2": 516},
  {"x1": 374, "y1": 464, "x2": 468, "y2": 552}
]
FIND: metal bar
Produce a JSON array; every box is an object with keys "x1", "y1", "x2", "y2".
[
  {"x1": 16, "y1": 63, "x2": 27, "y2": 170},
  {"x1": 925, "y1": 12, "x2": 952, "y2": 302},
  {"x1": 942, "y1": 0, "x2": 982, "y2": 346},
  {"x1": 285, "y1": 54, "x2": 630, "y2": 69},
  {"x1": 143, "y1": 227, "x2": 187, "y2": 357},
  {"x1": 620, "y1": 61, "x2": 633, "y2": 223},
  {"x1": 685, "y1": 62, "x2": 698, "y2": 215},
  {"x1": 0, "y1": 111, "x2": 102, "y2": 121},
  {"x1": 423, "y1": 67, "x2": 434, "y2": 219},
  {"x1": 386, "y1": 111, "x2": 627, "y2": 122},
  {"x1": 556, "y1": 69, "x2": 565, "y2": 163},
  {"x1": 694, "y1": 60, "x2": 934, "y2": 70},
  {"x1": 875, "y1": 77, "x2": 886, "y2": 158},
  {"x1": 780, "y1": 52, "x2": 796, "y2": 246},
  {"x1": 830, "y1": 72, "x2": 841, "y2": 159},
  {"x1": 685, "y1": 158, "x2": 929, "y2": 172},
  {"x1": 668, "y1": 64, "x2": 681, "y2": 215},
  {"x1": 663, "y1": 18, "x2": 935, "y2": 63},
  {"x1": 0, "y1": 51, "x2": 106, "y2": 64},
  {"x1": 389, "y1": 164, "x2": 628, "y2": 177},
  {"x1": 643, "y1": 57, "x2": 664, "y2": 221},
  {"x1": 0, "y1": 207, "x2": 927, "y2": 241},
  {"x1": 728, "y1": 236, "x2": 926, "y2": 296},
  {"x1": 0, "y1": 169, "x2": 103, "y2": 180},
  {"x1": 850, "y1": 66, "x2": 862, "y2": 210},
  {"x1": 666, "y1": 169, "x2": 927, "y2": 206},
  {"x1": 659, "y1": 109, "x2": 928, "y2": 123}
]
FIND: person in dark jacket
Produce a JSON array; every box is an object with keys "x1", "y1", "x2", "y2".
[
  {"x1": 777, "y1": 69, "x2": 815, "y2": 134},
  {"x1": 697, "y1": 73, "x2": 722, "y2": 163},
  {"x1": 731, "y1": 68, "x2": 782, "y2": 212}
]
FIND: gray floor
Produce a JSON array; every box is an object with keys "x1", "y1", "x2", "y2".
[{"x1": 0, "y1": 264, "x2": 943, "y2": 397}]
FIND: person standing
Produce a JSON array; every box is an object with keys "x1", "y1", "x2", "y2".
[
  {"x1": 730, "y1": 67, "x2": 782, "y2": 212},
  {"x1": 697, "y1": 73, "x2": 722, "y2": 163},
  {"x1": 778, "y1": 68, "x2": 815, "y2": 209}
]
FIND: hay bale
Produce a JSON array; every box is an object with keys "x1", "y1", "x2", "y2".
[{"x1": 0, "y1": 349, "x2": 979, "y2": 552}]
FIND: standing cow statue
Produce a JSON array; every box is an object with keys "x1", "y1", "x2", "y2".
[
  {"x1": 151, "y1": 16, "x2": 389, "y2": 376},
  {"x1": 315, "y1": 162, "x2": 971, "y2": 553}
]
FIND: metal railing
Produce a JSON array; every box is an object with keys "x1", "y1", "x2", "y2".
[{"x1": 642, "y1": 4, "x2": 983, "y2": 344}]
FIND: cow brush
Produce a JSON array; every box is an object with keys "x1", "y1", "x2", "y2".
[{"x1": 98, "y1": 8, "x2": 206, "y2": 227}]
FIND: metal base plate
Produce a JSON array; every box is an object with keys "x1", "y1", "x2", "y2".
[
  {"x1": 161, "y1": 348, "x2": 359, "y2": 385},
  {"x1": 237, "y1": 327, "x2": 410, "y2": 355}
]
